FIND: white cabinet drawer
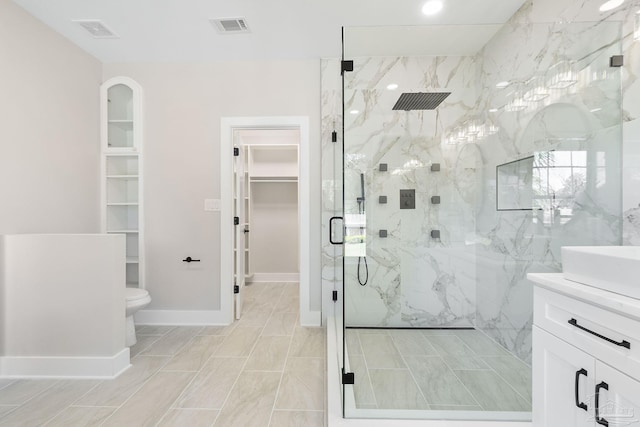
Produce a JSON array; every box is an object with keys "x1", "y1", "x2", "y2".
[{"x1": 534, "y1": 286, "x2": 640, "y2": 381}]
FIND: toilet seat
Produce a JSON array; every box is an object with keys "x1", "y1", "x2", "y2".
[{"x1": 125, "y1": 287, "x2": 150, "y2": 304}]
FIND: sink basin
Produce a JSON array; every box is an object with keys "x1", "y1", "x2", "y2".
[{"x1": 562, "y1": 246, "x2": 640, "y2": 300}]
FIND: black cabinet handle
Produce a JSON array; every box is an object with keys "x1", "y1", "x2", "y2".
[
  {"x1": 568, "y1": 318, "x2": 631, "y2": 349},
  {"x1": 575, "y1": 369, "x2": 588, "y2": 411},
  {"x1": 329, "y1": 216, "x2": 344, "y2": 245},
  {"x1": 595, "y1": 381, "x2": 609, "y2": 426},
  {"x1": 183, "y1": 257, "x2": 201, "y2": 263}
]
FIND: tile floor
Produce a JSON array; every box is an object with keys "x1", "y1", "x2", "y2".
[
  {"x1": 346, "y1": 328, "x2": 532, "y2": 413},
  {"x1": 0, "y1": 282, "x2": 326, "y2": 427}
]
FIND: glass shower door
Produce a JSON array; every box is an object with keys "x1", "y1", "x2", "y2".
[{"x1": 339, "y1": 20, "x2": 623, "y2": 421}]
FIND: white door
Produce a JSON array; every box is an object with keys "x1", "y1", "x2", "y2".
[
  {"x1": 595, "y1": 362, "x2": 640, "y2": 427},
  {"x1": 233, "y1": 145, "x2": 246, "y2": 319},
  {"x1": 533, "y1": 326, "x2": 596, "y2": 427}
]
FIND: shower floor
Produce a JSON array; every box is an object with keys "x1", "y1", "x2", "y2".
[{"x1": 345, "y1": 328, "x2": 531, "y2": 413}]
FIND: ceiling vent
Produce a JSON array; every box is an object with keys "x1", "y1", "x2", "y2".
[
  {"x1": 210, "y1": 18, "x2": 250, "y2": 34},
  {"x1": 74, "y1": 20, "x2": 119, "y2": 39}
]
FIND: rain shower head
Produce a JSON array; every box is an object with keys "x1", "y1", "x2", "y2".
[{"x1": 392, "y1": 92, "x2": 451, "y2": 111}]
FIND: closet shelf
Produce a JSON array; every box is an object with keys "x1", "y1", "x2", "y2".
[
  {"x1": 126, "y1": 257, "x2": 139, "y2": 264},
  {"x1": 250, "y1": 176, "x2": 298, "y2": 182}
]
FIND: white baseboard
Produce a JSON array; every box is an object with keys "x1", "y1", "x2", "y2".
[
  {"x1": 248, "y1": 273, "x2": 300, "y2": 283},
  {"x1": 300, "y1": 309, "x2": 322, "y2": 327},
  {"x1": 135, "y1": 309, "x2": 230, "y2": 325},
  {"x1": 0, "y1": 348, "x2": 130, "y2": 379}
]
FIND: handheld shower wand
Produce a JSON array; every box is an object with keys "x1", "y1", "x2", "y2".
[{"x1": 357, "y1": 172, "x2": 369, "y2": 286}]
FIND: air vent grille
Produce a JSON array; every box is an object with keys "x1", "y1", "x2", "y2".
[
  {"x1": 210, "y1": 18, "x2": 250, "y2": 34},
  {"x1": 74, "y1": 20, "x2": 118, "y2": 39},
  {"x1": 392, "y1": 92, "x2": 451, "y2": 111}
]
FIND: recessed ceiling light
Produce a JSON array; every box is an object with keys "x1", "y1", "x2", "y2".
[
  {"x1": 496, "y1": 81, "x2": 511, "y2": 89},
  {"x1": 387, "y1": 83, "x2": 399, "y2": 90},
  {"x1": 599, "y1": 0, "x2": 624, "y2": 12},
  {"x1": 422, "y1": 0, "x2": 444, "y2": 16},
  {"x1": 350, "y1": 110, "x2": 360, "y2": 115}
]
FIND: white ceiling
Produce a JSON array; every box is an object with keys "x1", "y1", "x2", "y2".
[{"x1": 11, "y1": 0, "x2": 527, "y2": 63}]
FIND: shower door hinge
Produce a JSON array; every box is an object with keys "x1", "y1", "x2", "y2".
[
  {"x1": 341, "y1": 60, "x2": 354, "y2": 74},
  {"x1": 234, "y1": 216, "x2": 239, "y2": 225},
  {"x1": 233, "y1": 147, "x2": 239, "y2": 156},
  {"x1": 234, "y1": 285, "x2": 239, "y2": 294},
  {"x1": 332, "y1": 290, "x2": 338, "y2": 302},
  {"x1": 342, "y1": 369, "x2": 355, "y2": 385},
  {"x1": 331, "y1": 130, "x2": 338, "y2": 143}
]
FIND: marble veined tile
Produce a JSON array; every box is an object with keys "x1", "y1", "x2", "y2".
[
  {"x1": 455, "y1": 370, "x2": 531, "y2": 411},
  {"x1": 102, "y1": 371, "x2": 194, "y2": 427},
  {"x1": 443, "y1": 355, "x2": 489, "y2": 371},
  {"x1": 0, "y1": 380, "x2": 98, "y2": 427},
  {"x1": 389, "y1": 329, "x2": 438, "y2": 356},
  {"x1": 275, "y1": 357, "x2": 324, "y2": 411},
  {"x1": 213, "y1": 371, "x2": 281, "y2": 427},
  {"x1": 215, "y1": 326, "x2": 262, "y2": 357},
  {"x1": 428, "y1": 335, "x2": 477, "y2": 358},
  {"x1": 453, "y1": 329, "x2": 509, "y2": 356},
  {"x1": 136, "y1": 325, "x2": 176, "y2": 336},
  {"x1": 289, "y1": 327, "x2": 325, "y2": 358},
  {"x1": 262, "y1": 312, "x2": 298, "y2": 336},
  {"x1": 359, "y1": 334, "x2": 406, "y2": 369},
  {"x1": 482, "y1": 356, "x2": 532, "y2": 402},
  {"x1": 404, "y1": 356, "x2": 477, "y2": 406},
  {"x1": 348, "y1": 355, "x2": 377, "y2": 408},
  {"x1": 45, "y1": 406, "x2": 115, "y2": 427},
  {"x1": 199, "y1": 323, "x2": 238, "y2": 336},
  {"x1": 244, "y1": 336, "x2": 291, "y2": 371},
  {"x1": 141, "y1": 326, "x2": 203, "y2": 356},
  {"x1": 238, "y1": 309, "x2": 274, "y2": 328},
  {"x1": 269, "y1": 410, "x2": 323, "y2": 427},
  {"x1": 0, "y1": 406, "x2": 17, "y2": 418},
  {"x1": 162, "y1": 335, "x2": 225, "y2": 372},
  {"x1": 157, "y1": 409, "x2": 219, "y2": 427},
  {"x1": 0, "y1": 380, "x2": 56, "y2": 405},
  {"x1": 345, "y1": 329, "x2": 362, "y2": 357},
  {"x1": 368, "y1": 369, "x2": 429, "y2": 410},
  {"x1": 273, "y1": 292, "x2": 299, "y2": 313},
  {"x1": 176, "y1": 357, "x2": 245, "y2": 409},
  {"x1": 130, "y1": 335, "x2": 161, "y2": 358},
  {"x1": 0, "y1": 381, "x2": 14, "y2": 392},
  {"x1": 75, "y1": 355, "x2": 170, "y2": 407}
]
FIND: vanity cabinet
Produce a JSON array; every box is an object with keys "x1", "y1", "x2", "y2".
[
  {"x1": 100, "y1": 77, "x2": 145, "y2": 289},
  {"x1": 530, "y1": 274, "x2": 640, "y2": 427}
]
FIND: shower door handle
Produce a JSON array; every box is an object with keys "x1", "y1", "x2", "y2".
[{"x1": 329, "y1": 216, "x2": 344, "y2": 245}]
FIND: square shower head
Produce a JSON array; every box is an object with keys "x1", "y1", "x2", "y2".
[{"x1": 392, "y1": 92, "x2": 451, "y2": 111}]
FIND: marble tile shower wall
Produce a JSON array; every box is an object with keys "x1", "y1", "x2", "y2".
[
  {"x1": 322, "y1": 0, "x2": 639, "y2": 363},
  {"x1": 472, "y1": 2, "x2": 634, "y2": 363},
  {"x1": 339, "y1": 56, "x2": 480, "y2": 328}
]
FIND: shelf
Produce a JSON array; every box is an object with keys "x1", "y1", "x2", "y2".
[
  {"x1": 251, "y1": 177, "x2": 298, "y2": 183},
  {"x1": 108, "y1": 120, "x2": 133, "y2": 124},
  {"x1": 126, "y1": 257, "x2": 139, "y2": 264},
  {"x1": 107, "y1": 230, "x2": 139, "y2": 234},
  {"x1": 107, "y1": 175, "x2": 138, "y2": 179},
  {"x1": 107, "y1": 202, "x2": 139, "y2": 206}
]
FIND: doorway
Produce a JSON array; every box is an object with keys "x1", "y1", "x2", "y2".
[{"x1": 220, "y1": 116, "x2": 316, "y2": 325}]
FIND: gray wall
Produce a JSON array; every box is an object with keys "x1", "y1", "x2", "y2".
[{"x1": 0, "y1": 1, "x2": 102, "y2": 235}]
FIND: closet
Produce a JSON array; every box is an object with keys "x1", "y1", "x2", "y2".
[{"x1": 239, "y1": 130, "x2": 299, "y2": 283}]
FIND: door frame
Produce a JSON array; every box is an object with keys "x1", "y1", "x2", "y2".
[{"x1": 220, "y1": 116, "x2": 315, "y2": 325}]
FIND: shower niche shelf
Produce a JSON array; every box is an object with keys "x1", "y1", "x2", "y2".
[{"x1": 100, "y1": 76, "x2": 145, "y2": 289}]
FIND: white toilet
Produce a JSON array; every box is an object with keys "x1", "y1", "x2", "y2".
[{"x1": 125, "y1": 287, "x2": 151, "y2": 346}]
